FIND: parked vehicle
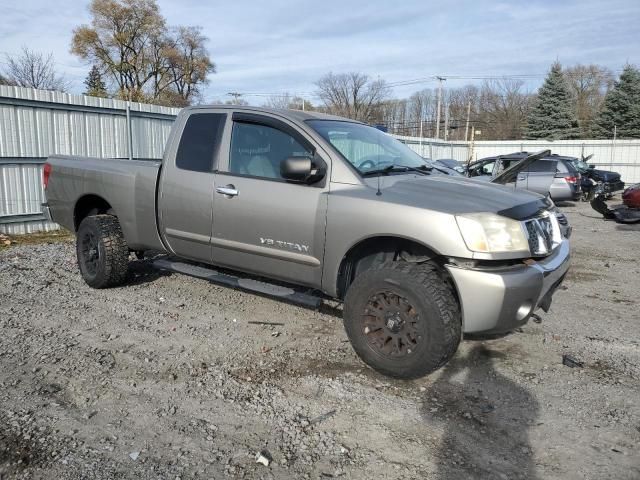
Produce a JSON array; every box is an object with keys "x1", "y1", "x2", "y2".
[
  {"x1": 567, "y1": 154, "x2": 625, "y2": 201},
  {"x1": 591, "y1": 183, "x2": 640, "y2": 223},
  {"x1": 466, "y1": 152, "x2": 582, "y2": 201},
  {"x1": 421, "y1": 158, "x2": 464, "y2": 176},
  {"x1": 433, "y1": 159, "x2": 466, "y2": 174},
  {"x1": 43, "y1": 106, "x2": 571, "y2": 379}
]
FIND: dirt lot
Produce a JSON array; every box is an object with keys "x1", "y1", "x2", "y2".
[{"x1": 1, "y1": 200, "x2": 639, "y2": 479}]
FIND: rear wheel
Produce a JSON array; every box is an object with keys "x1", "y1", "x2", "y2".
[
  {"x1": 76, "y1": 215, "x2": 129, "y2": 288},
  {"x1": 343, "y1": 261, "x2": 461, "y2": 379}
]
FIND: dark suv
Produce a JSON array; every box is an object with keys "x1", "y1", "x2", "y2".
[
  {"x1": 567, "y1": 155, "x2": 625, "y2": 200},
  {"x1": 467, "y1": 152, "x2": 582, "y2": 201}
]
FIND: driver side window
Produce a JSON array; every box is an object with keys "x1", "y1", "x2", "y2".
[{"x1": 229, "y1": 122, "x2": 312, "y2": 180}]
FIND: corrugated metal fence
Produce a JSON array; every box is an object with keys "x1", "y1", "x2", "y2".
[
  {"x1": 397, "y1": 135, "x2": 640, "y2": 184},
  {"x1": 0, "y1": 85, "x2": 179, "y2": 234},
  {"x1": 1, "y1": 85, "x2": 639, "y2": 234}
]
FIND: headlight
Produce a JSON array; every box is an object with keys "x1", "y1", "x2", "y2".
[{"x1": 455, "y1": 212, "x2": 529, "y2": 254}]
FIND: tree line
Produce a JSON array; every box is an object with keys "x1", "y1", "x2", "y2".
[{"x1": 303, "y1": 63, "x2": 640, "y2": 140}]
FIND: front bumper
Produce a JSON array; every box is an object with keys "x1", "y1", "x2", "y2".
[
  {"x1": 446, "y1": 239, "x2": 571, "y2": 334},
  {"x1": 606, "y1": 180, "x2": 625, "y2": 193}
]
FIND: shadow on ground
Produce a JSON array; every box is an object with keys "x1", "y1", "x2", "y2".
[{"x1": 423, "y1": 344, "x2": 539, "y2": 480}]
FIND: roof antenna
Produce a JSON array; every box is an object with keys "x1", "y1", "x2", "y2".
[{"x1": 376, "y1": 171, "x2": 382, "y2": 196}]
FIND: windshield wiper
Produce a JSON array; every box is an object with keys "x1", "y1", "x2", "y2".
[{"x1": 362, "y1": 164, "x2": 432, "y2": 177}]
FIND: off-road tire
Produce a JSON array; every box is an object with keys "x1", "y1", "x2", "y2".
[
  {"x1": 76, "y1": 215, "x2": 129, "y2": 288},
  {"x1": 343, "y1": 261, "x2": 461, "y2": 379}
]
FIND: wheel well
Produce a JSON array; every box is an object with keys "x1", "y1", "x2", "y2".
[
  {"x1": 74, "y1": 195, "x2": 114, "y2": 231},
  {"x1": 336, "y1": 236, "x2": 446, "y2": 299}
]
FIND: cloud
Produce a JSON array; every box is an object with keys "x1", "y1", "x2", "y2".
[{"x1": 1, "y1": 0, "x2": 638, "y2": 102}]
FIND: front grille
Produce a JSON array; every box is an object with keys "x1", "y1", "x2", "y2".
[{"x1": 524, "y1": 214, "x2": 555, "y2": 256}]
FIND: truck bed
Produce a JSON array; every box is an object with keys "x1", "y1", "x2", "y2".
[{"x1": 45, "y1": 155, "x2": 164, "y2": 251}]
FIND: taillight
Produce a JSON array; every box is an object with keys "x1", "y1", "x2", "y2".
[
  {"x1": 43, "y1": 163, "x2": 52, "y2": 189},
  {"x1": 564, "y1": 175, "x2": 578, "y2": 184}
]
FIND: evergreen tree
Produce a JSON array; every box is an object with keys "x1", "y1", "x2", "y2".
[
  {"x1": 526, "y1": 62, "x2": 579, "y2": 139},
  {"x1": 593, "y1": 65, "x2": 640, "y2": 139},
  {"x1": 84, "y1": 65, "x2": 107, "y2": 98}
]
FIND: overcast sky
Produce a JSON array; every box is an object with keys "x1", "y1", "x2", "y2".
[{"x1": 1, "y1": 0, "x2": 639, "y2": 104}]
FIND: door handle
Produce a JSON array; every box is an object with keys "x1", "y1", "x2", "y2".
[
  {"x1": 517, "y1": 175, "x2": 526, "y2": 181},
  {"x1": 216, "y1": 185, "x2": 238, "y2": 197}
]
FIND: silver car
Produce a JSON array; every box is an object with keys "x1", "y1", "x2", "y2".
[{"x1": 467, "y1": 153, "x2": 582, "y2": 201}]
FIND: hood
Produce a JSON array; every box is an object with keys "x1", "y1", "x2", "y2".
[
  {"x1": 367, "y1": 173, "x2": 549, "y2": 220},
  {"x1": 588, "y1": 169, "x2": 621, "y2": 182},
  {"x1": 491, "y1": 150, "x2": 551, "y2": 185}
]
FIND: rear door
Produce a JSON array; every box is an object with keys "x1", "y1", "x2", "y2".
[
  {"x1": 525, "y1": 159, "x2": 558, "y2": 195},
  {"x1": 157, "y1": 110, "x2": 227, "y2": 262},
  {"x1": 210, "y1": 112, "x2": 330, "y2": 288}
]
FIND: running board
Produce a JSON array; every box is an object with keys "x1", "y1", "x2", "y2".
[{"x1": 152, "y1": 258, "x2": 322, "y2": 309}]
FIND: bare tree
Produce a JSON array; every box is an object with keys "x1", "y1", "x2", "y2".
[
  {"x1": 376, "y1": 99, "x2": 409, "y2": 134},
  {"x1": 71, "y1": 0, "x2": 214, "y2": 106},
  {"x1": 477, "y1": 79, "x2": 532, "y2": 140},
  {"x1": 262, "y1": 93, "x2": 312, "y2": 110},
  {"x1": 564, "y1": 64, "x2": 614, "y2": 137},
  {"x1": 163, "y1": 26, "x2": 215, "y2": 105},
  {"x1": 315, "y1": 72, "x2": 391, "y2": 122},
  {"x1": 4, "y1": 47, "x2": 68, "y2": 91},
  {"x1": 71, "y1": 0, "x2": 165, "y2": 102},
  {"x1": 445, "y1": 85, "x2": 479, "y2": 140},
  {"x1": 406, "y1": 89, "x2": 436, "y2": 137}
]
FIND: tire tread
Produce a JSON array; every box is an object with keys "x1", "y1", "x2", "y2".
[
  {"x1": 77, "y1": 215, "x2": 129, "y2": 288},
  {"x1": 343, "y1": 260, "x2": 461, "y2": 379}
]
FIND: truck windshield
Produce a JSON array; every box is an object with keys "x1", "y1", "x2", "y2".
[{"x1": 307, "y1": 120, "x2": 430, "y2": 174}]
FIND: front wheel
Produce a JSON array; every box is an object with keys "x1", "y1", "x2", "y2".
[
  {"x1": 76, "y1": 215, "x2": 129, "y2": 288},
  {"x1": 343, "y1": 261, "x2": 461, "y2": 379}
]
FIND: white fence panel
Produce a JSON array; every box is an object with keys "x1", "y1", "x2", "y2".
[{"x1": 0, "y1": 85, "x2": 179, "y2": 234}]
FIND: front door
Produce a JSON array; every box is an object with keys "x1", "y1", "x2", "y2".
[{"x1": 211, "y1": 114, "x2": 329, "y2": 288}]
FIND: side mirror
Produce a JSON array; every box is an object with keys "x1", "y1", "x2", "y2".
[{"x1": 280, "y1": 156, "x2": 325, "y2": 184}]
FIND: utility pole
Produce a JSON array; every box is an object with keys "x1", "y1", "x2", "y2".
[
  {"x1": 464, "y1": 100, "x2": 471, "y2": 142},
  {"x1": 610, "y1": 124, "x2": 617, "y2": 166},
  {"x1": 444, "y1": 104, "x2": 450, "y2": 142},
  {"x1": 468, "y1": 125, "x2": 475, "y2": 164},
  {"x1": 419, "y1": 103, "x2": 424, "y2": 156},
  {"x1": 227, "y1": 92, "x2": 243, "y2": 104},
  {"x1": 435, "y1": 76, "x2": 446, "y2": 139}
]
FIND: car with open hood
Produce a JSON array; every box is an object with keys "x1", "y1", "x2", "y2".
[{"x1": 466, "y1": 152, "x2": 582, "y2": 201}]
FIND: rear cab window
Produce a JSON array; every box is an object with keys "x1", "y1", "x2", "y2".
[{"x1": 175, "y1": 113, "x2": 227, "y2": 172}]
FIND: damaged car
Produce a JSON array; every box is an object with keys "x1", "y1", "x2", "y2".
[
  {"x1": 591, "y1": 182, "x2": 640, "y2": 224},
  {"x1": 568, "y1": 154, "x2": 625, "y2": 201},
  {"x1": 465, "y1": 152, "x2": 582, "y2": 202}
]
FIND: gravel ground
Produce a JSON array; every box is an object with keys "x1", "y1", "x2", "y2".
[{"x1": 0, "y1": 200, "x2": 639, "y2": 479}]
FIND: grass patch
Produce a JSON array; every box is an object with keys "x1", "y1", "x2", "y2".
[{"x1": 0, "y1": 229, "x2": 74, "y2": 250}]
